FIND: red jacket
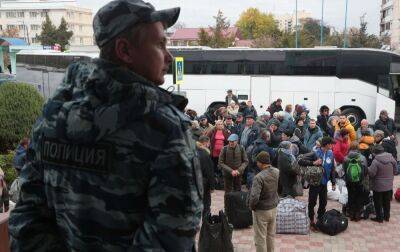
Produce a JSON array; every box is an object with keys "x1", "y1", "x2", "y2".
[
  {"x1": 333, "y1": 137, "x2": 349, "y2": 164},
  {"x1": 207, "y1": 128, "x2": 231, "y2": 156}
]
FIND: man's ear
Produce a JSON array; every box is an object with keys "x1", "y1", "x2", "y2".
[{"x1": 115, "y1": 38, "x2": 134, "y2": 64}]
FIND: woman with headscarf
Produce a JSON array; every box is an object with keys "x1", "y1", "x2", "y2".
[{"x1": 277, "y1": 141, "x2": 298, "y2": 197}]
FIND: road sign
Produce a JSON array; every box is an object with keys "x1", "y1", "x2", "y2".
[{"x1": 173, "y1": 57, "x2": 184, "y2": 85}]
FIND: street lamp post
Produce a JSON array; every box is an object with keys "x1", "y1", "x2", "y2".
[
  {"x1": 320, "y1": 0, "x2": 325, "y2": 46},
  {"x1": 295, "y1": 0, "x2": 298, "y2": 48},
  {"x1": 344, "y1": 0, "x2": 349, "y2": 48}
]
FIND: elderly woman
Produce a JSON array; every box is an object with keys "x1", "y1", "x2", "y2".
[
  {"x1": 207, "y1": 120, "x2": 231, "y2": 169},
  {"x1": 277, "y1": 141, "x2": 298, "y2": 197},
  {"x1": 368, "y1": 145, "x2": 397, "y2": 223}
]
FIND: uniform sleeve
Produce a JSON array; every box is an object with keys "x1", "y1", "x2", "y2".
[
  {"x1": 132, "y1": 126, "x2": 202, "y2": 251},
  {"x1": 9, "y1": 144, "x2": 67, "y2": 251}
]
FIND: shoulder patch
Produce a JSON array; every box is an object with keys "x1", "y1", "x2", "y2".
[{"x1": 41, "y1": 137, "x2": 113, "y2": 174}]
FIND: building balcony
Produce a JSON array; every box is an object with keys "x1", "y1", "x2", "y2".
[{"x1": 381, "y1": 0, "x2": 393, "y2": 10}]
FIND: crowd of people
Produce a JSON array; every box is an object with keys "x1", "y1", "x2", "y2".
[{"x1": 188, "y1": 90, "x2": 398, "y2": 251}]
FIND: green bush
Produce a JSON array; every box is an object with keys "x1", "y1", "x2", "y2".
[
  {"x1": 0, "y1": 82, "x2": 44, "y2": 153},
  {"x1": 0, "y1": 151, "x2": 17, "y2": 186}
]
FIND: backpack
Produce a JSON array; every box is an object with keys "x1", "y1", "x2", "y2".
[
  {"x1": 346, "y1": 157, "x2": 362, "y2": 183},
  {"x1": 316, "y1": 209, "x2": 348, "y2": 236},
  {"x1": 303, "y1": 166, "x2": 324, "y2": 186}
]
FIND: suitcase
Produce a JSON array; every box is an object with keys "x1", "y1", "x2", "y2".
[
  {"x1": 198, "y1": 211, "x2": 234, "y2": 252},
  {"x1": 276, "y1": 197, "x2": 309, "y2": 235},
  {"x1": 224, "y1": 191, "x2": 252, "y2": 229},
  {"x1": 317, "y1": 209, "x2": 348, "y2": 236}
]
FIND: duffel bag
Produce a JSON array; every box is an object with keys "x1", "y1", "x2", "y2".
[
  {"x1": 198, "y1": 211, "x2": 234, "y2": 252},
  {"x1": 276, "y1": 197, "x2": 309, "y2": 235},
  {"x1": 317, "y1": 209, "x2": 348, "y2": 236},
  {"x1": 225, "y1": 191, "x2": 252, "y2": 229}
]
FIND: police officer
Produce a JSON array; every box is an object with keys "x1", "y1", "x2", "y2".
[{"x1": 9, "y1": 1, "x2": 203, "y2": 251}]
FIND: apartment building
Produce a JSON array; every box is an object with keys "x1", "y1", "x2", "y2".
[
  {"x1": 380, "y1": 0, "x2": 400, "y2": 50},
  {"x1": 275, "y1": 10, "x2": 312, "y2": 33},
  {"x1": 0, "y1": 0, "x2": 93, "y2": 46}
]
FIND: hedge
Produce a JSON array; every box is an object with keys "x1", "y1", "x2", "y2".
[
  {"x1": 0, "y1": 82, "x2": 44, "y2": 153},
  {"x1": 0, "y1": 151, "x2": 17, "y2": 186}
]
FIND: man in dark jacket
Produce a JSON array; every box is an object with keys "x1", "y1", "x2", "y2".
[
  {"x1": 247, "y1": 130, "x2": 276, "y2": 189},
  {"x1": 268, "y1": 98, "x2": 283, "y2": 115},
  {"x1": 224, "y1": 115, "x2": 237, "y2": 135},
  {"x1": 225, "y1": 89, "x2": 239, "y2": 105},
  {"x1": 243, "y1": 100, "x2": 258, "y2": 118},
  {"x1": 267, "y1": 120, "x2": 282, "y2": 148},
  {"x1": 374, "y1": 110, "x2": 396, "y2": 139},
  {"x1": 218, "y1": 134, "x2": 249, "y2": 192},
  {"x1": 249, "y1": 151, "x2": 279, "y2": 252},
  {"x1": 317, "y1": 105, "x2": 331, "y2": 136},
  {"x1": 277, "y1": 141, "x2": 297, "y2": 197},
  {"x1": 239, "y1": 115, "x2": 260, "y2": 149},
  {"x1": 343, "y1": 142, "x2": 368, "y2": 221},
  {"x1": 9, "y1": 2, "x2": 203, "y2": 251},
  {"x1": 298, "y1": 137, "x2": 336, "y2": 231},
  {"x1": 374, "y1": 130, "x2": 397, "y2": 160},
  {"x1": 197, "y1": 136, "x2": 215, "y2": 218}
]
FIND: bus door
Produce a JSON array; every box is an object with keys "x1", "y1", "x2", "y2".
[{"x1": 250, "y1": 76, "x2": 270, "y2": 114}]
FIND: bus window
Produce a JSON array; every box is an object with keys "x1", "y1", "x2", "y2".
[{"x1": 210, "y1": 62, "x2": 227, "y2": 74}]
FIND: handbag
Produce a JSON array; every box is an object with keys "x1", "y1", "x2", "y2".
[{"x1": 292, "y1": 175, "x2": 303, "y2": 196}]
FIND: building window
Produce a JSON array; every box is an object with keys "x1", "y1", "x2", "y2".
[
  {"x1": 79, "y1": 25, "x2": 83, "y2": 31},
  {"x1": 6, "y1": 12, "x2": 16, "y2": 18},
  {"x1": 18, "y1": 25, "x2": 26, "y2": 31},
  {"x1": 41, "y1": 12, "x2": 48, "y2": 18},
  {"x1": 7, "y1": 25, "x2": 17, "y2": 30},
  {"x1": 80, "y1": 37, "x2": 84, "y2": 45},
  {"x1": 386, "y1": 22, "x2": 391, "y2": 30},
  {"x1": 31, "y1": 25, "x2": 41, "y2": 31},
  {"x1": 17, "y1": 12, "x2": 24, "y2": 18},
  {"x1": 0, "y1": 25, "x2": 2, "y2": 31},
  {"x1": 30, "y1": 12, "x2": 38, "y2": 18}
]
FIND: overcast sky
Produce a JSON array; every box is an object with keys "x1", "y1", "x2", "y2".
[{"x1": 79, "y1": 0, "x2": 381, "y2": 35}]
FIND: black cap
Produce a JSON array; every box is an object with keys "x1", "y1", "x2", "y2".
[
  {"x1": 236, "y1": 112, "x2": 243, "y2": 117},
  {"x1": 93, "y1": 0, "x2": 180, "y2": 48},
  {"x1": 225, "y1": 114, "x2": 233, "y2": 119},
  {"x1": 245, "y1": 114, "x2": 255, "y2": 119},
  {"x1": 199, "y1": 115, "x2": 207, "y2": 120},
  {"x1": 321, "y1": 136, "x2": 335, "y2": 147}
]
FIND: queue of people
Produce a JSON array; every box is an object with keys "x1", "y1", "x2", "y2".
[{"x1": 185, "y1": 92, "x2": 398, "y2": 251}]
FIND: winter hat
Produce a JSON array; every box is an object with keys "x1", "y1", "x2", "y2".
[
  {"x1": 372, "y1": 144, "x2": 385, "y2": 155},
  {"x1": 227, "y1": 134, "x2": 239, "y2": 142},
  {"x1": 256, "y1": 151, "x2": 270, "y2": 164}
]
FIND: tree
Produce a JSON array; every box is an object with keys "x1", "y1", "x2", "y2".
[
  {"x1": 38, "y1": 14, "x2": 74, "y2": 51},
  {"x1": 0, "y1": 83, "x2": 44, "y2": 153},
  {"x1": 57, "y1": 17, "x2": 73, "y2": 51},
  {"x1": 349, "y1": 15, "x2": 381, "y2": 48},
  {"x1": 236, "y1": 8, "x2": 279, "y2": 40},
  {"x1": 198, "y1": 10, "x2": 235, "y2": 48},
  {"x1": 38, "y1": 14, "x2": 58, "y2": 46},
  {"x1": 300, "y1": 18, "x2": 330, "y2": 47},
  {"x1": 1, "y1": 27, "x2": 20, "y2": 38}
]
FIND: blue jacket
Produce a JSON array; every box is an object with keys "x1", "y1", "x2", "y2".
[
  {"x1": 304, "y1": 126, "x2": 323, "y2": 151},
  {"x1": 315, "y1": 148, "x2": 336, "y2": 186}
]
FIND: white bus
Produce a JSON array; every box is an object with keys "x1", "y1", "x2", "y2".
[{"x1": 16, "y1": 47, "x2": 400, "y2": 128}]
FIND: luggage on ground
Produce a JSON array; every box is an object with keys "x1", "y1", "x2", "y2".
[
  {"x1": 276, "y1": 197, "x2": 309, "y2": 235},
  {"x1": 198, "y1": 210, "x2": 234, "y2": 252},
  {"x1": 225, "y1": 191, "x2": 252, "y2": 228},
  {"x1": 316, "y1": 209, "x2": 348, "y2": 236},
  {"x1": 361, "y1": 194, "x2": 375, "y2": 219},
  {"x1": 395, "y1": 188, "x2": 400, "y2": 201}
]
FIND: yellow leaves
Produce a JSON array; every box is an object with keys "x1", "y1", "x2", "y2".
[{"x1": 236, "y1": 8, "x2": 278, "y2": 40}]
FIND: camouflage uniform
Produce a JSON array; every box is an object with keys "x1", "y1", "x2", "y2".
[{"x1": 9, "y1": 58, "x2": 203, "y2": 251}]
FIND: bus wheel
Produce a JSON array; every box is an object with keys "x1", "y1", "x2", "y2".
[{"x1": 342, "y1": 108, "x2": 363, "y2": 129}]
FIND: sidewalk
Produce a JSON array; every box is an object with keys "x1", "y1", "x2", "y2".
[{"x1": 203, "y1": 176, "x2": 400, "y2": 252}]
